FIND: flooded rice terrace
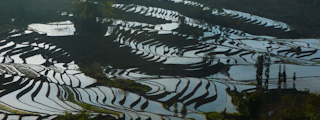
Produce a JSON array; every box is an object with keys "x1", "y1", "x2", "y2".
[{"x1": 0, "y1": 0, "x2": 320, "y2": 119}]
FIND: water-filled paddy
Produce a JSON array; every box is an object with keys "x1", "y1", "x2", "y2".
[{"x1": 0, "y1": 0, "x2": 320, "y2": 119}]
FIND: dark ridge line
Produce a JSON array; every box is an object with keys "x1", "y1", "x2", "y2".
[
  {"x1": 162, "y1": 79, "x2": 191, "y2": 106},
  {"x1": 178, "y1": 79, "x2": 202, "y2": 104},
  {"x1": 119, "y1": 93, "x2": 126, "y2": 105},
  {"x1": 16, "y1": 79, "x2": 36, "y2": 99},
  {"x1": 182, "y1": 79, "x2": 211, "y2": 106},
  {"x1": 130, "y1": 96, "x2": 141, "y2": 109},
  {"x1": 194, "y1": 82, "x2": 218, "y2": 109},
  {"x1": 140, "y1": 100, "x2": 149, "y2": 110}
]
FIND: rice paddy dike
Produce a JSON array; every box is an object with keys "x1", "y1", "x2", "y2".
[{"x1": 0, "y1": 0, "x2": 319, "y2": 119}]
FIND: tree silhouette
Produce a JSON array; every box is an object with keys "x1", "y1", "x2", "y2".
[
  {"x1": 283, "y1": 65, "x2": 287, "y2": 84},
  {"x1": 255, "y1": 55, "x2": 264, "y2": 86},
  {"x1": 278, "y1": 65, "x2": 282, "y2": 88},
  {"x1": 264, "y1": 56, "x2": 270, "y2": 87}
]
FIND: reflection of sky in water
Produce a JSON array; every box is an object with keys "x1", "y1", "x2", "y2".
[
  {"x1": 217, "y1": 64, "x2": 320, "y2": 81},
  {"x1": 28, "y1": 21, "x2": 75, "y2": 36},
  {"x1": 0, "y1": 0, "x2": 319, "y2": 119},
  {"x1": 154, "y1": 22, "x2": 180, "y2": 31}
]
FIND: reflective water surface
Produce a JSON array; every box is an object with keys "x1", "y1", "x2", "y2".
[{"x1": 0, "y1": 0, "x2": 320, "y2": 119}]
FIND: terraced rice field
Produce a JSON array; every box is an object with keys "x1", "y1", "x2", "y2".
[{"x1": 0, "y1": 0, "x2": 319, "y2": 119}]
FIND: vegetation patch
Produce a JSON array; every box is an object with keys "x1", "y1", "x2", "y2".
[
  {"x1": 80, "y1": 61, "x2": 151, "y2": 94},
  {"x1": 56, "y1": 111, "x2": 91, "y2": 120},
  {"x1": 0, "y1": 102, "x2": 39, "y2": 115},
  {"x1": 55, "y1": 111, "x2": 118, "y2": 120},
  {"x1": 207, "y1": 89, "x2": 320, "y2": 120},
  {"x1": 205, "y1": 111, "x2": 245, "y2": 120},
  {"x1": 64, "y1": 87, "x2": 120, "y2": 117},
  {"x1": 71, "y1": 100, "x2": 120, "y2": 117},
  {"x1": 98, "y1": 78, "x2": 150, "y2": 94}
]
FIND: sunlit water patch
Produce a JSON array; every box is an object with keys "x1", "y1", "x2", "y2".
[
  {"x1": 0, "y1": 0, "x2": 320, "y2": 119},
  {"x1": 28, "y1": 21, "x2": 75, "y2": 36}
]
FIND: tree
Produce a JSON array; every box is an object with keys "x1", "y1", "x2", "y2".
[
  {"x1": 237, "y1": 91, "x2": 263, "y2": 120},
  {"x1": 264, "y1": 56, "x2": 270, "y2": 87},
  {"x1": 278, "y1": 65, "x2": 282, "y2": 88},
  {"x1": 278, "y1": 65, "x2": 282, "y2": 84},
  {"x1": 283, "y1": 65, "x2": 287, "y2": 84},
  {"x1": 293, "y1": 72, "x2": 296, "y2": 88},
  {"x1": 74, "y1": 0, "x2": 116, "y2": 35},
  {"x1": 255, "y1": 55, "x2": 264, "y2": 86}
]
